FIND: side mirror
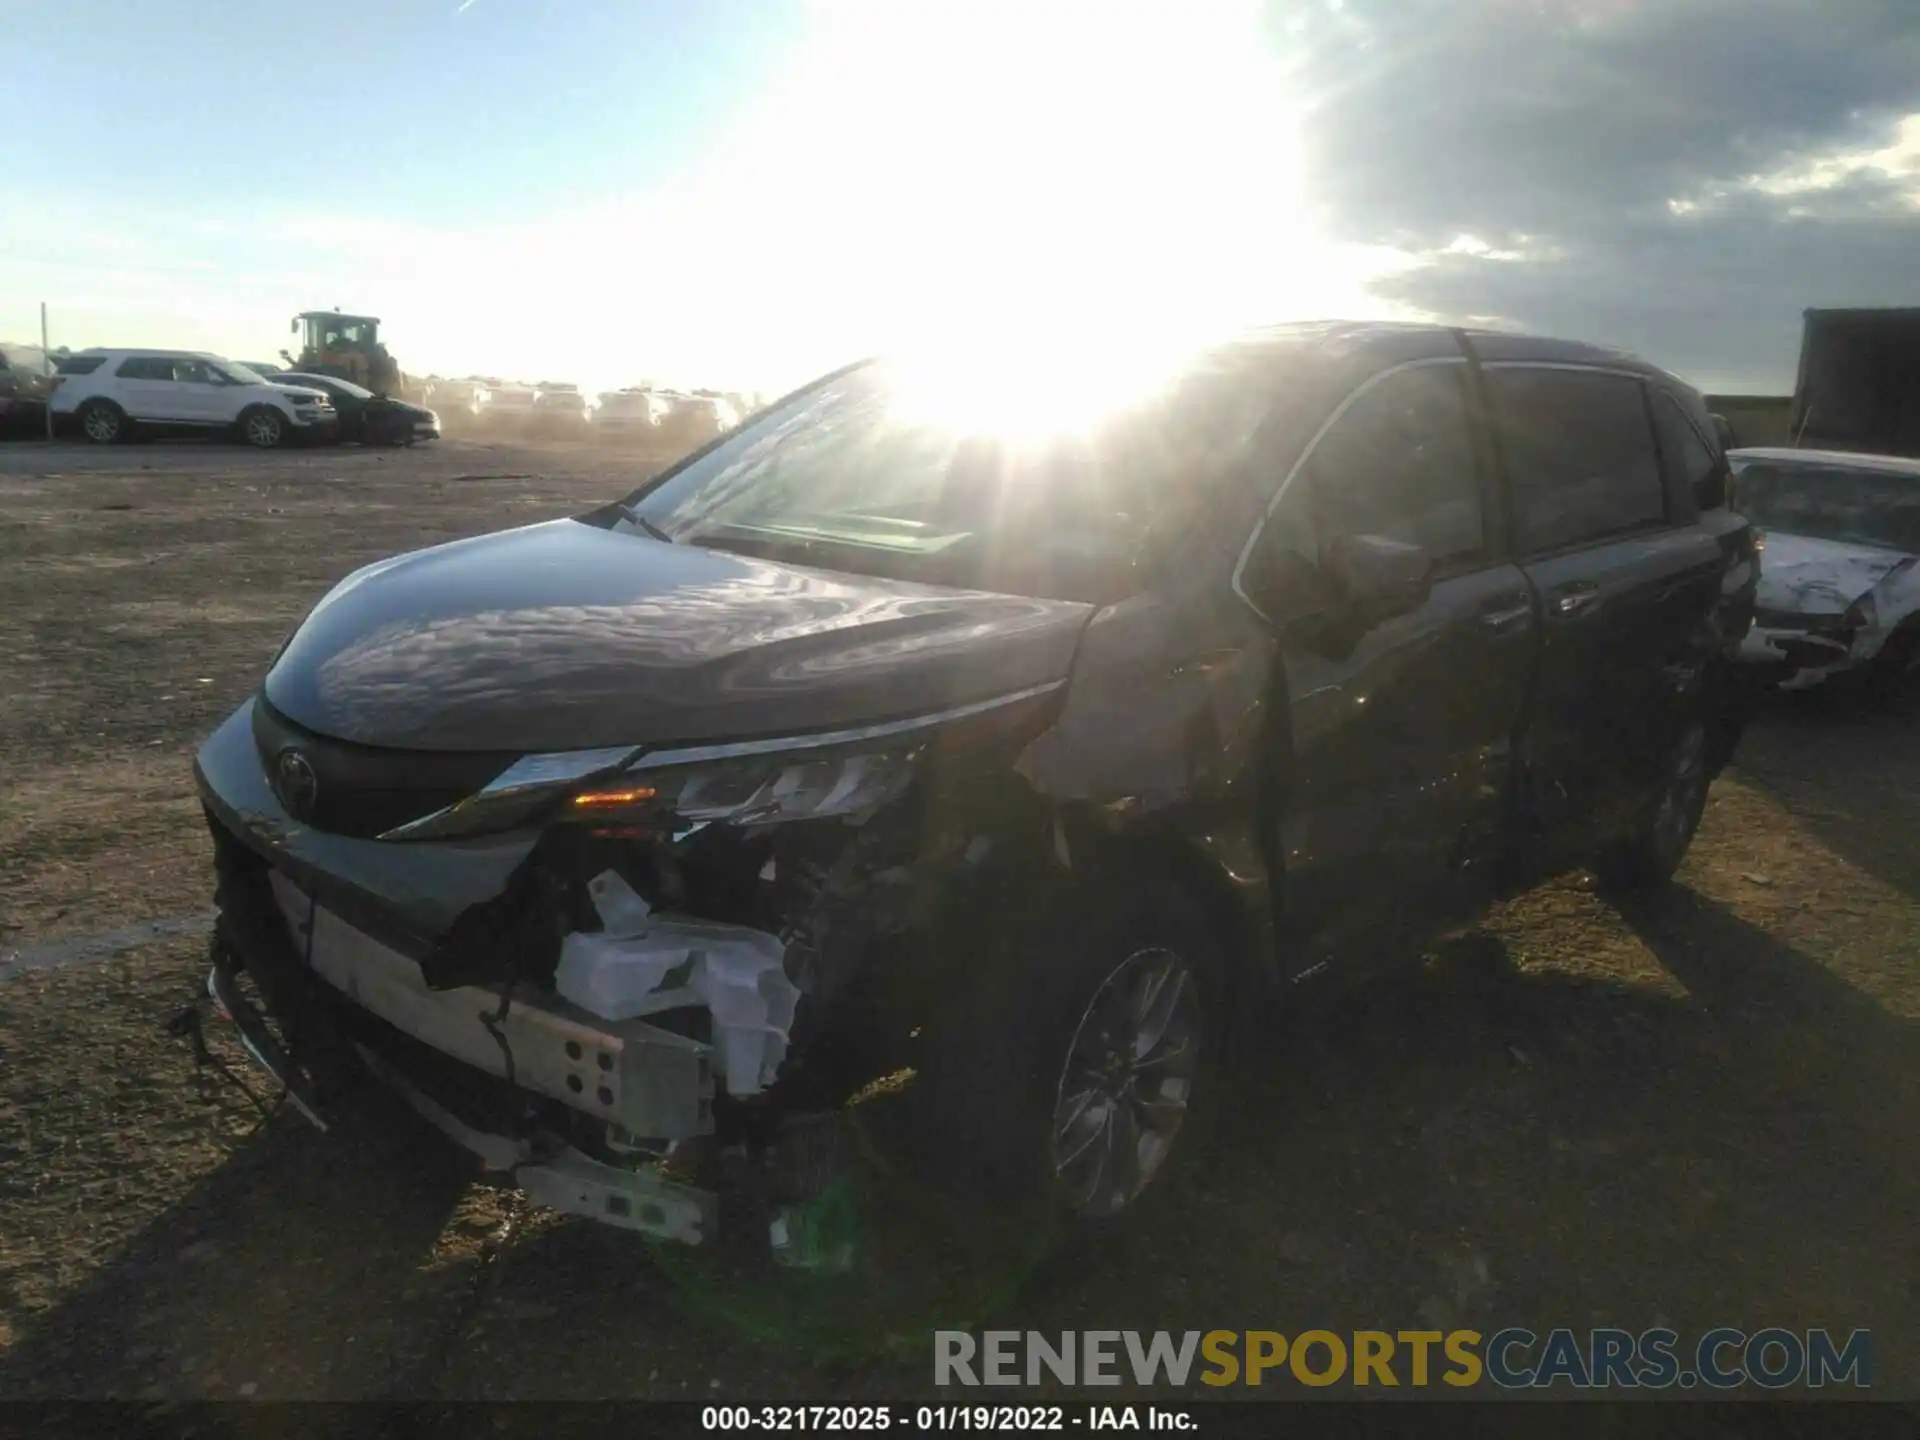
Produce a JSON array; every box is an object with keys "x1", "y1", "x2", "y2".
[
  {"x1": 1323, "y1": 533, "x2": 1434, "y2": 623},
  {"x1": 1710, "y1": 413, "x2": 1735, "y2": 451}
]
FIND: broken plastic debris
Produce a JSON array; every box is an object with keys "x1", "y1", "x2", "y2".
[
  {"x1": 555, "y1": 870, "x2": 801, "y2": 1095},
  {"x1": 585, "y1": 870, "x2": 652, "y2": 935}
]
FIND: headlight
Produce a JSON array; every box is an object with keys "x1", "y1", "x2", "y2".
[
  {"x1": 379, "y1": 746, "x2": 642, "y2": 840},
  {"x1": 591, "y1": 744, "x2": 921, "y2": 825},
  {"x1": 381, "y1": 741, "x2": 920, "y2": 842},
  {"x1": 377, "y1": 684, "x2": 1063, "y2": 842}
]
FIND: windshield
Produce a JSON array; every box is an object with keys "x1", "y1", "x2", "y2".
[
  {"x1": 1732, "y1": 459, "x2": 1920, "y2": 553},
  {"x1": 621, "y1": 356, "x2": 1280, "y2": 602},
  {"x1": 219, "y1": 360, "x2": 267, "y2": 385}
]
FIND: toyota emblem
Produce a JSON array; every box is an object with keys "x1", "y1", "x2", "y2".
[{"x1": 275, "y1": 748, "x2": 320, "y2": 821}]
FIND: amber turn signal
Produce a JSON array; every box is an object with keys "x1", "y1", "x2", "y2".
[{"x1": 570, "y1": 786, "x2": 658, "y2": 809}]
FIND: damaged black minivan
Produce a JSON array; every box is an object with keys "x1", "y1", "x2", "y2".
[{"x1": 195, "y1": 322, "x2": 1757, "y2": 1248}]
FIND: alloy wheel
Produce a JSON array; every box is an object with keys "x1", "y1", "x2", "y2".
[
  {"x1": 1050, "y1": 946, "x2": 1201, "y2": 1219},
  {"x1": 246, "y1": 411, "x2": 283, "y2": 448},
  {"x1": 83, "y1": 406, "x2": 120, "y2": 443}
]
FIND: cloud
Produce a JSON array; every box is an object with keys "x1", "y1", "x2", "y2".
[{"x1": 1283, "y1": 0, "x2": 1920, "y2": 389}]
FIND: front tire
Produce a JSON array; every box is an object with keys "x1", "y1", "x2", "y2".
[
  {"x1": 913, "y1": 877, "x2": 1224, "y2": 1228},
  {"x1": 1594, "y1": 715, "x2": 1710, "y2": 892},
  {"x1": 240, "y1": 406, "x2": 287, "y2": 449},
  {"x1": 78, "y1": 399, "x2": 127, "y2": 445}
]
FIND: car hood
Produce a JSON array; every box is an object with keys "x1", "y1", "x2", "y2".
[
  {"x1": 263, "y1": 518, "x2": 1093, "y2": 751},
  {"x1": 269, "y1": 383, "x2": 328, "y2": 402},
  {"x1": 1754, "y1": 531, "x2": 1918, "y2": 615}
]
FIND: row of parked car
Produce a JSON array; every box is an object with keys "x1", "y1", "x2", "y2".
[
  {"x1": 6, "y1": 347, "x2": 437, "y2": 449},
  {"x1": 404, "y1": 376, "x2": 747, "y2": 445},
  {"x1": 1, "y1": 343, "x2": 753, "y2": 452}
]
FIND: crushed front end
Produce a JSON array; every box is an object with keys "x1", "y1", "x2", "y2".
[{"x1": 193, "y1": 686, "x2": 1061, "y2": 1253}]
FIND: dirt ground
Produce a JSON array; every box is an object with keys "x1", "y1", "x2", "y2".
[{"x1": 0, "y1": 437, "x2": 1915, "y2": 1401}]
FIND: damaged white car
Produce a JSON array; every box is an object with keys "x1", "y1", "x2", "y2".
[{"x1": 1731, "y1": 447, "x2": 1920, "y2": 694}]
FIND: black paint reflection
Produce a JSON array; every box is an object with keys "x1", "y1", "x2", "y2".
[{"x1": 267, "y1": 519, "x2": 1091, "y2": 750}]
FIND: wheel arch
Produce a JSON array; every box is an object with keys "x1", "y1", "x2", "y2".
[
  {"x1": 236, "y1": 402, "x2": 290, "y2": 444},
  {"x1": 1050, "y1": 802, "x2": 1282, "y2": 1028}
]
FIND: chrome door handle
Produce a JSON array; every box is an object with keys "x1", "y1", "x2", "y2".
[
  {"x1": 1479, "y1": 602, "x2": 1533, "y2": 633},
  {"x1": 1550, "y1": 583, "x2": 1600, "y2": 617}
]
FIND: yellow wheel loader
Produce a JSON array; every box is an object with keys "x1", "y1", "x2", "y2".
[{"x1": 283, "y1": 310, "x2": 411, "y2": 398}]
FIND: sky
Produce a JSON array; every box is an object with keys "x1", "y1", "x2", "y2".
[{"x1": 3, "y1": 0, "x2": 1917, "y2": 397}]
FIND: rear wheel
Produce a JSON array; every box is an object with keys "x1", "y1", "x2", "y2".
[
  {"x1": 78, "y1": 399, "x2": 126, "y2": 444},
  {"x1": 1594, "y1": 715, "x2": 1709, "y2": 892},
  {"x1": 241, "y1": 406, "x2": 287, "y2": 449}
]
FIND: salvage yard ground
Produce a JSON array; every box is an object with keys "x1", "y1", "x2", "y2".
[{"x1": 1, "y1": 438, "x2": 1916, "y2": 1400}]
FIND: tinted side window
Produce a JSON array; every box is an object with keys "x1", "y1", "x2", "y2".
[
  {"x1": 57, "y1": 356, "x2": 106, "y2": 376},
  {"x1": 1651, "y1": 389, "x2": 1725, "y2": 510},
  {"x1": 1488, "y1": 368, "x2": 1666, "y2": 553},
  {"x1": 1304, "y1": 363, "x2": 1485, "y2": 566},
  {"x1": 116, "y1": 357, "x2": 173, "y2": 380}
]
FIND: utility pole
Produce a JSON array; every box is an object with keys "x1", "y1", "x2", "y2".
[{"x1": 40, "y1": 302, "x2": 53, "y2": 441}]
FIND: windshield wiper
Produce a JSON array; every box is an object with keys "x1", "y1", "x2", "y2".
[{"x1": 611, "y1": 501, "x2": 674, "y2": 544}]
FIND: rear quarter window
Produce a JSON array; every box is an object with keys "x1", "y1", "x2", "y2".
[
  {"x1": 1487, "y1": 367, "x2": 1667, "y2": 554},
  {"x1": 56, "y1": 356, "x2": 107, "y2": 376}
]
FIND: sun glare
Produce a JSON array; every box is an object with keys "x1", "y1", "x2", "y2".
[
  {"x1": 586, "y1": 0, "x2": 1358, "y2": 399},
  {"x1": 24, "y1": 2, "x2": 1387, "y2": 399},
  {"x1": 887, "y1": 318, "x2": 1217, "y2": 441},
  {"x1": 706, "y1": 0, "x2": 1329, "y2": 424}
]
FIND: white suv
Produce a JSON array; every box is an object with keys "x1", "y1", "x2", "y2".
[{"x1": 51, "y1": 349, "x2": 339, "y2": 448}]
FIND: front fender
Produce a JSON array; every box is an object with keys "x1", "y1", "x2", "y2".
[{"x1": 1014, "y1": 585, "x2": 1285, "y2": 992}]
